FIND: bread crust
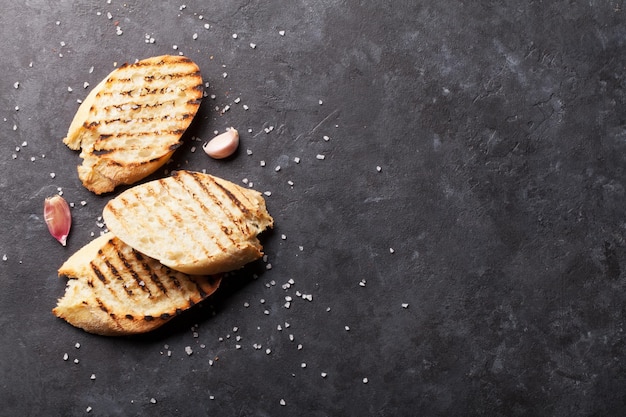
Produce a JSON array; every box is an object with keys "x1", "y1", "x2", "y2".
[{"x1": 63, "y1": 55, "x2": 203, "y2": 194}]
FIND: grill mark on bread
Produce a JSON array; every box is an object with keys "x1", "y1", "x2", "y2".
[
  {"x1": 132, "y1": 250, "x2": 169, "y2": 296},
  {"x1": 159, "y1": 180, "x2": 222, "y2": 259},
  {"x1": 111, "y1": 239, "x2": 152, "y2": 297},
  {"x1": 169, "y1": 173, "x2": 238, "y2": 252}
]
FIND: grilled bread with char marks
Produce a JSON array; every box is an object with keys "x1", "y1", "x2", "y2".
[
  {"x1": 63, "y1": 55, "x2": 203, "y2": 194},
  {"x1": 53, "y1": 233, "x2": 221, "y2": 336},
  {"x1": 103, "y1": 170, "x2": 274, "y2": 276}
]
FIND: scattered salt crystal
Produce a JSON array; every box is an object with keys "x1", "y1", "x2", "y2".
[
  {"x1": 323, "y1": 135, "x2": 330, "y2": 141},
  {"x1": 275, "y1": 165, "x2": 281, "y2": 172},
  {"x1": 74, "y1": 358, "x2": 79, "y2": 364},
  {"x1": 90, "y1": 374, "x2": 96, "y2": 380},
  {"x1": 287, "y1": 180, "x2": 294, "y2": 186},
  {"x1": 234, "y1": 97, "x2": 241, "y2": 104},
  {"x1": 359, "y1": 279, "x2": 366, "y2": 287},
  {"x1": 67, "y1": 86, "x2": 73, "y2": 92},
  {"x1": 80, "y1": 201, "x2": 87, "y2": 206},
  {"x1": 232, "y1": 33, "x2": 238, "y2": 39},
  {"x1": 204, "y1": 23, "x2": 210, "y2": 29},
  {"x1": 264, "y1": 191, "x2": 271, "y2": 197},
  {"x1": 150, "y1": 398, "x2": 157, "y2": 404},
  {"x1": 185, "y1": 346, "x2": 193, "y2": 356},
  {"x1": 192, "y1": 33, "x2": 198, "y2": 40},
  {"x1": 389, "y1": 248, "x2": 395, "y2": 254},
  {"x1": 15, "y1": 106, "x2": 19, "y2": 111},
  {"x1": 376, "y1": 166, "x2": 382, "y2": 172},
  {"x1": 75, "y1": 342, "x2": 81, "y2": 349},
  {"x1": 249, "y1": 43, "x2": 256, "y2": 49},
  {"x1": 236, "y1": 344, "x2": 242, "y2": 349},
  {"x1": 83, "y1": 82, "x2": 89, "y2": 89},
  {"x1": 243, "y1": 104, "x2": 249, "y2": 110},
  {"x1": 13, "y1": 81, "x2": 19, "y2": 89},
  {"x1": 63, "y1": 353, "x2": 68, "y2": 361},
  {"x1": 172, "y1": 45, "x2": 178, "y2": 50},
  {"x1": 301, "y1": 362, "x2": 306, "y2": 368},
  {"x1": 260, "y1": 160, "x2": 266, "y2": 167},
  {"x1": 321, "y1": 372, "x2": 327, "y2": 378},
  {"x1": 86, "y1": 406, "x2": 92, "y2": 413},
  {"x1": 266, "y1": 348, "x2": 272, "y2": 355},
  {"x1": 246, "y1": 149, "x2": 253, "y2": 155},
  {"x1": 316, "y1": 154, "x2": 325, "y2": 160},
  {"x1": 281, "y1": 234, "x2": 287, "y2": 240},
  {"x1": 279, "y1": 30, "x2": 285, "y2": 36},
  {"x1": 222, "y1": 72, "x2": 228, "y2": 78},
  {"x1": 294, "y1": 157, "x2": 300, "y2": 163},
  {"x1": 402, "y1": 303, "x2": 409, "y2": 309},
  {"x1": 345, "y1": 326, "x2": 350, "y2": 331},
  {"x1": 280, "y1": 399, "x2": 286, "y2": 406},
  {"x1": 319, "y1": 99, "x2": 323, "y2": 105}
]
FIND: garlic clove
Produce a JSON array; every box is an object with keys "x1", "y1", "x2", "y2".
[
  {"x1": 44, "y1": 195, "x2": 71, "y2": 246},
  {"x1": 203, "y1": 128, "x2": 239, "y2": 159}
]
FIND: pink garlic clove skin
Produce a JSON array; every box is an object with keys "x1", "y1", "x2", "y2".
[
  {"x1": 44, "y1": 195, "x2": 72, "y2": 246},
  {"x1": 203, "y1": 128, "x2": 239, "y2": 159}
]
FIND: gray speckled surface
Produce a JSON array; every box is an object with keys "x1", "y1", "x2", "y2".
[{"x1": 1, "y1": 1, "x2": 625, "y2": 416}]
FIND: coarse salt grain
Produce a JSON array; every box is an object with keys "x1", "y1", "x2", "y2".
[
  {"x1": 376, "y1": 166, "x2": 382, "y2": 172},
  {"x1": 321, "y1": 372, "x2": 327, "y2": 378},
  {"x1": 316, "y1": 154, "x2": 325, "y2": 160},
  {"x1": 232, "y1": 33, "x2": 238, "y2": 39},
  {"x1": 250, "y1": 43, "x2": 256, "y2": 49},
  {"x1": 86, "y1": 406, "x2": 92, "y2": 413},
  {"x1": 363, "y1": 378, "x2": 369, "y2": 384},
  {"x1": 279, "y1": 30, "x2": 285, "y2": 36},
  {"x1": 14, "y1": 81, "x2": 20, "y2": 89},
  {"x1": 150, "y1": 398, "x2": 157, "y2": 404},
  {"x1": 192, "y1": 33, "x2": 198, "y2": 40},
  {"x1": 389, "y1": 248, "x2": 395, "y2": 254},
  {"x1": 185, "y1": 346, "x2": 193, "y2": 356},
  {"x1": 402, "y1": 303, "x2": 409, "y2": 308},
  {"x1": 294, "y1": 157, "x2": 300, "y2": 163},
  {"x1": 280, "y1": 399, "x2": 286, "y2": 406}
]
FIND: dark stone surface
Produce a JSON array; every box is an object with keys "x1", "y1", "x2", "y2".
[{"x1": 1, "y1": 1, "x2": 625, "y2": 415}]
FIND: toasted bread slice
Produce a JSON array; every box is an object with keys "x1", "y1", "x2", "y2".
[
  {"x1": 53, "y1": 233, "x2": 221, "y2": 336},
  {"x1": 63, "y1": 55, "x2": 204, "y2": 194},
  {"x1": 102, "y1": 170, "x2": 274, "y2": 275}
]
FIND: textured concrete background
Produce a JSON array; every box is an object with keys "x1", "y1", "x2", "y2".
[{"x1": 1, "y1": 1, "x2": 625, "y2": 416}]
